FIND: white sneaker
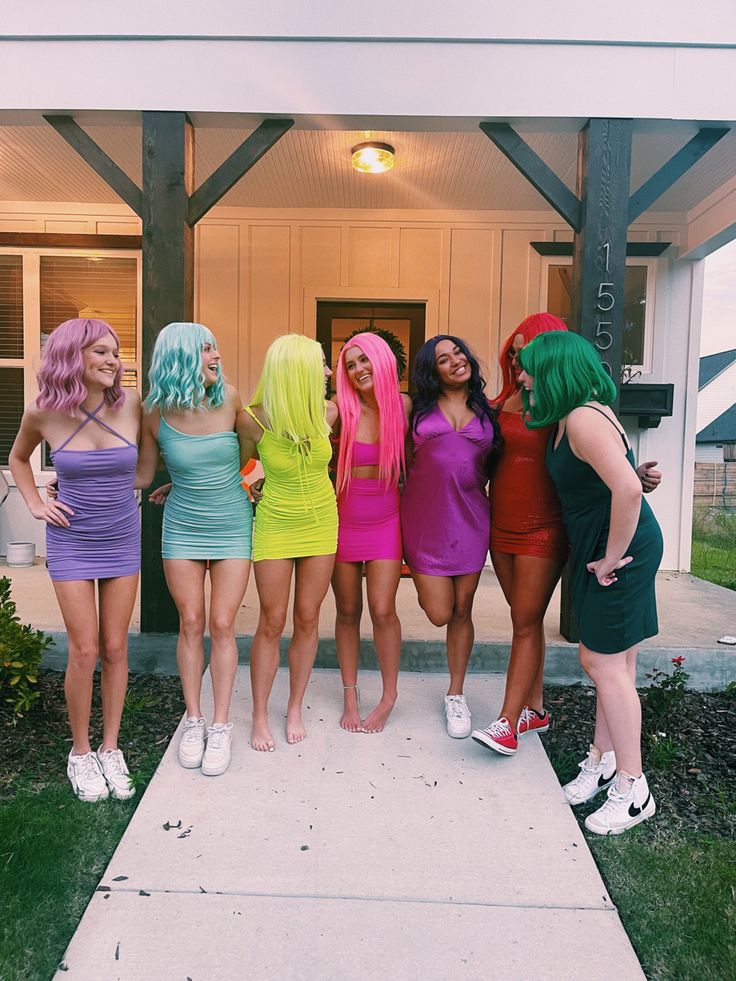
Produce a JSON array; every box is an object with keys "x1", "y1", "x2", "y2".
[
  {"x1": 585, "y1": 773, "x2": 656, "y2": 836},
  {"x1": 178, "y1": 716, "x2": 207, "y2": 768},
  {"x1": 562, "y1": 745, "x2": 616, "y2": 805},
  {"x1": 67, "y1": 750, "x2": 109, "y2": 803},
  {"x1": 444, "y1": 695, "x2": 472, "y2": 738},
  {"x1": 201, "y1": 723, "x2": 233, "y2": 776},
  {"x1": 96, "y1": 747, "x2": 136, "y2": 800}
]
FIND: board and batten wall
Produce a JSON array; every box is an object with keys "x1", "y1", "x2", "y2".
[{"x1": 0, "y1": 202, "x2": 697, "y2": 569}]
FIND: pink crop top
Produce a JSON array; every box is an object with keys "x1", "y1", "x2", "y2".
[{"x1": 352, "y1": 440, "x2": 380, "y2": 467}]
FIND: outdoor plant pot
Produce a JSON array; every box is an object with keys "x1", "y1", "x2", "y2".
[{"x1": 5, "y1": 542, "x2": 36, "y2": 567}]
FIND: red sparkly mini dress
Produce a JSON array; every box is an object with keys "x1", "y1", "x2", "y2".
[{"x1": 490, "y1": 410, "x2": 568, "y2": 561}]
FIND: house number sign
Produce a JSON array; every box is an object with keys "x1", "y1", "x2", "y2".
[{"x1": 595, "y1": 241, "x2": 614, "y2": 377}]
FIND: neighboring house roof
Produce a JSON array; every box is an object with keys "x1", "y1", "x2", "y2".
[
  {"x1": 697, "y1": 403, "x2": 736, "y2": 443},
  {"x1": 699, "y1": 349, "x2": 736, "y2": 390}
]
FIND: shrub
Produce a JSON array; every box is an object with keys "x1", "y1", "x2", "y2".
[
  {"x1": 642, "y1": 656, "x2": 690, "y2": 728},
  {"x1": 0, "y1": 576, "x2": 51, "y2": 719}
]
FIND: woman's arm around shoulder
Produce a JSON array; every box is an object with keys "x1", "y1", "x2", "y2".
[
  {"x1": 236, "y1": 408, "x2": 261, "y2": 467},
  {"x1": 326, "y1": 399, "x2": 339, "y2": 429},
  {"x1": 135, "y1": 409, "x2": 162, "y2": 490}
]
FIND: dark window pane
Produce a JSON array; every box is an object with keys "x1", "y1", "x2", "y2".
[
  {"x1": 0, "y1": 367, "x2": 24, "y2": 466},
  {"x1": 547, "y1": 264, "x2": 648, "y2": 365},
  {"x1": 0, "y1": 256, "x2": 23, "y2": 358}
]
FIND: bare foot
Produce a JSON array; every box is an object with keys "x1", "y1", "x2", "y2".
[
  {"x1": 340, "y1": 686, "x2": 362, "y2": 733},
  {"x1": 251, "y1": 717, "x2": 275, "y2": 752},
  {"x1": 286, "y1": 709, "x2": 306, "y2": 744},
  {"x1": 362, "y1": 694, "x2": 397, "y2": 734}
]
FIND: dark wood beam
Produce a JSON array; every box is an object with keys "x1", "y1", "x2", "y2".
[
  {"x1": 43, "y1": 115, "x2": 144, "y2": 218},
  {"x1": 188, "y1": 118, "x2": 294, "y2": 225},
  {"x1": 561, "y1": 117, "x2": 633, "y2": 642},
  {"x1": 479, "y1": 121, "x2": 582, "y2": 231},
  {"x1": 571, "y1": 117, "x2": 633, "y2": 403},
  {"x1": 0, "y1": 233, "x2": 141, "y2": 249},
  {"x1": 628, "y1": 127, "x2": 730, "y2": 224},
  {"x1": 140, "y1": 111, "x2": 195, "y2": 633}
]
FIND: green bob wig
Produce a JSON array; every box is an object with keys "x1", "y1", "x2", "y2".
[{"x1": 518, "y1": 331, "x2": 617, "y2": 428}]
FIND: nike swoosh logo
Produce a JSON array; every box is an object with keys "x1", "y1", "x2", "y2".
[
  {"x1": 629, "y1": 792, "x2": 651, "y2": 817},
  {"x1": 598, "y1": 770, "x2": 616, "y2": 787}
]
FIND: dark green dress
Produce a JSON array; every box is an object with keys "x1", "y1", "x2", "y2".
[{"x1": 546, "y1": 408, "x2": 663, "y2": 654}]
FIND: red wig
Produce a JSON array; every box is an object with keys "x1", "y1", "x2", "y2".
[{"x1": 493, "y1": 312, "x2": 568, "y2": 406}]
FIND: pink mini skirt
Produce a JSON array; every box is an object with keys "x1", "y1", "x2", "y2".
[{"x1": 336, "y1": 478, "x2": 402, "y2": 563}]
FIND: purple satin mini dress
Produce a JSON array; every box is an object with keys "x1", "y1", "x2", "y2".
[{"x1": 400, "y1": 404, "x2": 494, "y2": 576}]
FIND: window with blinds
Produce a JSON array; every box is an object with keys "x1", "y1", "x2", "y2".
[
  {"x1": 0, "y1": 255, "x2": 24, "y2": 466},
  {"x1": 40, "y1": 255, "x2": 138, "y2": 383},
  {"x1": 0, "y1": 256, "x2": 23, "y2": 359},
  {"x1": 38, "y1": 255, "x2": 139, "y2": 468},
  {"x1": 0, "y1": 368, "x2": 24, "y2": 467}
]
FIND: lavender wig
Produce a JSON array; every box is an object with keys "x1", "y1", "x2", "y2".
[{"x1": 36, "y1": 318, "x2": 124, "y2": 415}]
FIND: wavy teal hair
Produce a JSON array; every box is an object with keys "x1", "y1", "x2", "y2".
[
  {"x1": 519, "y1": 331, "x2": 617, "y2": 428},
  {"x1": 144, "y1": 322, "x2": 226, "y2": 411}
]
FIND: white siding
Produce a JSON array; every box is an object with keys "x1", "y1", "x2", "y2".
[{"x1": 696, "y1": 361, "x2": 736, "y2": 432}]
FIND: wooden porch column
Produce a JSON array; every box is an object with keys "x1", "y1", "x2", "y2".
[
  {"x1": 140, "y1": 112, "x2": 195, "y2": 632},
  {"x1": 570, "y1": 118, "x2": 633, "y2": 412}
]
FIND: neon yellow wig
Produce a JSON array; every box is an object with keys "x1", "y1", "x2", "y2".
[{"x1": 249, "y1": 334, "x2": 330, "y2": 444}]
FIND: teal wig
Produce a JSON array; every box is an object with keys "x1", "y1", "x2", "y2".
[
  {"x1": 519, "y1": 331, "x2": 617, "y2": 428},
  {"x1": 144, "y1": 322, "x2": 226, "y2": 411}
]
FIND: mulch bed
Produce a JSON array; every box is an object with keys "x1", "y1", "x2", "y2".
[
  {"x1": 2, "y1": 671, "x2": 735, "y2": 840},
  {"x1": 542, "y1": 683, "x2": 736, "y2": 839}
]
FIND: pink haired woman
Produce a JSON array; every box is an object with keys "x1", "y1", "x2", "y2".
[
  {"x1": 10, "y1": 319, "x2": 140, "y2": 803},
  {"x1": 332, "y1": 333, "x2": 411, "y2": 733}
]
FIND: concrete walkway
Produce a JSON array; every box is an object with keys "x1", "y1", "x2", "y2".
[{"x1": 56, "y1": 670, "x2": 644, "y2": 980}]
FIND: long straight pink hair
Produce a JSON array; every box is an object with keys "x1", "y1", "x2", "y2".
[{"x1": 335, "y1": 332, "x2": 406, "y2": 494}]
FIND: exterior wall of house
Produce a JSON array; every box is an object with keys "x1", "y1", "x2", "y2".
[
  {"x1": 695, "y1": 444, "x2": 724, "y2": 463},
  {"x1": 696, "y1": 361, "x2": 736, "y2": 432},
  {"x1": 0, "y1": 200, "x2": 699, "y2": 570}
]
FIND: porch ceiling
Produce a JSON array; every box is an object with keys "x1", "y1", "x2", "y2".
[{"x1": 0, "y1": 112, "x2": 734, "y2": 216}]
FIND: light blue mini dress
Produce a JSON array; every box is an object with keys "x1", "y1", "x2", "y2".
[{"x1": 158, "y1": 417, "x2": 253, "y2": 560}]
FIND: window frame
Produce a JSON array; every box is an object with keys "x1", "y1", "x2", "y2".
[
  {"x1": 540, "y1": 255, "x2": 659, "y2": 376},
  {"x1": 0, "y1": 246, "x2": 142, "y2": 478}
]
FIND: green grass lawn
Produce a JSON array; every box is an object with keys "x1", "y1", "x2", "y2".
[
  {"x1": 691, "y1": 508, "x2": 736, "y2": 589},
  {"x1": 589, "y1": 834, "x2": 736, "y2": 980}
]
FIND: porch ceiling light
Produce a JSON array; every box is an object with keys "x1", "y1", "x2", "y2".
[{"x1": 351, "y1": 141, "x2": 395, "y2": 174}]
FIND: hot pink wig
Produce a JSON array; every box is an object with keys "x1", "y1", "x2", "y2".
[
  {"x1": 494, "y1": 312, "x2": 568, "y2": 406},
  {"x1": 335, "y1": 332, "x2": 407, "y2": 494},
  {"x1": 37, "y1": 318, "x2": 125, "y2": 415}
]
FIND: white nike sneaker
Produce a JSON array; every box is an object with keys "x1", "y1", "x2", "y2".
[
  {"x1": 585, "y1": 772, "x2": 656, "y2": 835},
  {"x1": 201, "y1": 723, "x2": 233, "y2": 776},
  {"x1": 178, "y1": 716, "x2": 207, "y2": 768},
  {"x1": 96, "y1": 747, "x2": 136, "y2": 800},
  {"x1": 67, "y1": 750, "x2": 109, "y2": 803},
  {"x1": 444, "y1": 695, "x2": 472, "y2": 738},
  {"x1": 562, "y1": 744, "x2": 616, "y2": 805}
]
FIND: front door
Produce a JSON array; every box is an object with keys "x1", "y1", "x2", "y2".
[{"x1": 316, "y1": 300, "x2": 425, "y2": 397}]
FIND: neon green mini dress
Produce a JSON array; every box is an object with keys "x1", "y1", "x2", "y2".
[{"x1": 244, "y1": 406, "x2": 338, "y2": 561}]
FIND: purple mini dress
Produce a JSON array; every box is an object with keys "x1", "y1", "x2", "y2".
[
  {"x1": 400, "y1": 404, "x2": 494, "y2": 576},
  {"x1": 47, "y1": 404, "x2": 140, "y2": 582}
]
